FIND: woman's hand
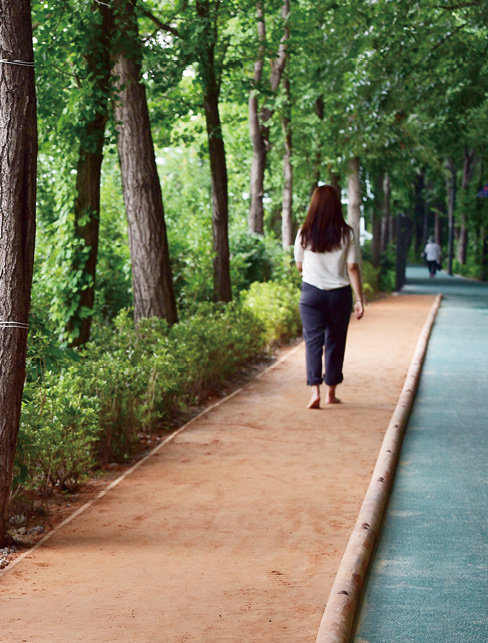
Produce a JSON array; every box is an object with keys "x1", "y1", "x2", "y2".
[
  {"x1": 354, "y1": 300, "x2": 364, "y2": 320},
  {"x1": 347, "y1": 263, "x2": 364, "y2": 320}
]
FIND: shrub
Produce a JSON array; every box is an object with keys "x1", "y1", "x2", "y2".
[
  {"x1": 452, "y1": 258, "x2": 483, "y2": 280},
  {"x1": 361, "y1": 260, "x2": 379, "y2": 300},
  {"x1": 16, "y1": 288, "x2": 296, "y2": 497},
  {"x1": 241, "y1": 280, "x2": 301, "y2": 346},
  {"x1": 16, "y1": 371, "x2": 101, "y2": 497},
  {"x1": 360, "y1": 241, "x2": 397, "y2": 294},
  {"x1": 230, "y1": 230, "x2": 299, "y2": 294},
  {"x1": 378, "y1": 244, "x2": 397, "y2": 292}
]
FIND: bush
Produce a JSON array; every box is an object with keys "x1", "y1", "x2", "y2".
[
  {"x1": 378, "y1": 244, "x2": 397, "y2": 292},
  {"x1": 16, "y1": 284, "x2": 299, "y2": 498},
  {"x1": 230, "y1": 230, "x2": 298, "y2": 294},
  {"x1": 452, "y1": 258, "x2": 483, "y2": 280},
  {"x1": 16, "y1": 371, "x2": 101, "y2": 497},
  {"x1": 241, "y1": 280, "x2": 301, "y2": 346},
  {"x1": 361, "y1": 260, "x2": 379, "y2": 300},
  {"x1": 361, "y1": 241, "x2": 397, "y2": 294}
]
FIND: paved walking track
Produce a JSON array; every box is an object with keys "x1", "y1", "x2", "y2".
[
  {"x1": 1, "y1": 286, "x2": 436, "y2": 642},
  {"x1": 353, "y1": 267, "x2": 488, "y2": 643}
]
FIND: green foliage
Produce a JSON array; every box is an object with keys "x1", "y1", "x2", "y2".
[
  {"x1": 452, "y1": 258, "x2": 483, "y2": 281},
  {"x1": 361, "y1": 261, "x2": 380, "y2": 301},
  {"x1": 241, "y1": 280, "x2": 301, "y2": 346},
  {"x1": 361, "y1": 242, "x2": 396, "y2": 295},
  {"x1": 379, "y1": 245, "x2": 398, "y2": 293},
  {"x1": 16, "y1": 371, "x2": 101, "y2": 496},
  {"x1": 230, "y1": 231, "x2": 279, "y2": 292},
  {"x1": 17, "y1": 282, "x2": 300, "y2": 496},
  {"x1": 25, "y1": 312, "x2": 80, "y2": 382}
]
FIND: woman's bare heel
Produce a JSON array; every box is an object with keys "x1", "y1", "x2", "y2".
[
  {"x1": 326, "y1": 385, "x2": 341, "y2": 404},
  {"x1": 307, "y1": 385, "x2": 321, "y2": 409}
]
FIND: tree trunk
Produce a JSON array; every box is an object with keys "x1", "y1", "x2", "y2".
[
  {"x1": 446, "y1": 158, "x2": 456, "y2": 276},
  {"x1": 371, "y1": 172, "x2": 383, "y2": 267},
  {"x1": 248, "y1": 89, "x2": 266, "y2": 235},
  {"x1": 381, "y1": 173, "x2": 391, "y2": 250},
  {"x1": 311, "y1": 96, "x2": 324, "y2": 190},
  {"x1": 0, "y1": 0, "x2": 37, "y2": 544},
  {"x1": 347, "y1": 157, "x2": 361, "y2": 242},
  {"x1": 112, "y1": 0, "x2": 177, "y2": 324},
  {"x1": 330, "y1": 171, "x2": 341, "y2": 197},
  {"x1": 281, "y1": 76, "x2": 293, "y2": 248},
  {"x1": 435, "y1": 209, "x2": 441, "y2": 246},
  {"x1": 70, "y1": 2, "x2": 112, "y2": 346},
  {"x1": 414, "y1": 169, "x2": 427, "y2": 256},
  {"x1": 248, "y1": 0, "x2": 288, "y2": 234},
  {"x1": 457, "y1": 147, "x2": 475, "y2": 265},
  {"x1": 248, "y1": 0, "x2": 266, "y2": 234},
  {"x1": 480, "y1": 226, "x2": 488, "y2": 281},
  {"x1": 195, "y1": 0, "x2": 231, "y2": 301}
]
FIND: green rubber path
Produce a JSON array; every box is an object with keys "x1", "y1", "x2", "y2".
[{"x1": 353, "y1": 266, "x2": 488, "y2": 642}]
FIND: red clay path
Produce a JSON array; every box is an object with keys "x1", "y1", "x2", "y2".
[{"x1": 0, "y1": 293, "x2": 434, "y2": 642}]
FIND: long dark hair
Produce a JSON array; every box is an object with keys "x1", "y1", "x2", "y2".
[{"x1": 300, "y1": 185, "x2": 352, "y2": 253}]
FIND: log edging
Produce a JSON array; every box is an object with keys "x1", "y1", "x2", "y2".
[{"x1": 315, "y1": 293, "x2": 442, "y2": 643}]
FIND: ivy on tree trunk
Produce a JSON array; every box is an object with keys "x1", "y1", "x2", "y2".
[{"x1": 70, "y1": 1, "x2": 113, "y2": 346}]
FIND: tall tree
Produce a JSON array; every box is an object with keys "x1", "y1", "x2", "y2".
[
  {"x1": 381, "y1": 173, "x2": 392, "y2": 251},
  {"x1": 70, "y1": 1, "x2": 113, "y2": 346},
  {"x1": 347, "y1": 157, "x2": 361, "y2": 242},
  {"x1": 446, "y1": 157, "x2": 456, "y2": 275},
  {"x1": 248, "y1": 0, "x2": 288, "y2": 235},
  {"x1": 112, "y1": 0, "x2": 178, "y2": 324},
  {"x1": 457, "y1": 147, "x2": 476, "y2": 264},
  {"x1": 195, "y1": 0, "x2": 232, "y2": 301},
  {"x1": 371, "y1": 170, "x2": 383, "y2": 267},
  {"x1": 0, "y1": 0, "x2": 37, "y2": 544},
  {"x1": 141, "y1": 0, "x2": 233, "y2": 302},
  {"x1": 281, "y1": 74, "x2": 293, "y2": 248}
]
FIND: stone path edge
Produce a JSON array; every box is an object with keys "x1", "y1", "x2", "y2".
[
  {"x1": 315, "y1": 293, "x2": 442, "y2": 643},
  {"x1": 0, "y1": 342, "x2": 303, "y2": 581}
]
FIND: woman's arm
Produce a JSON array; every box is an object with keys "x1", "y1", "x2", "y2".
[
  {"x1": 347, "y1": 263, "x2": 364, "y2": 320},
  {"x1": 296, "y1": 261, "x2": 302, "y2": 274}
]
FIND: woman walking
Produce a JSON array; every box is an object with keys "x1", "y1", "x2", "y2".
[{"x1": 294, "y1": 185, "x2": 364, "y2": 409}]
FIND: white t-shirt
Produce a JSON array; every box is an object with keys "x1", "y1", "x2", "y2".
[
  {"x1": 294, "y1": 228, "x2": 360, "y2": 290},
  {"x1": 424, "y1": 242, "x2": 441, "y2": 262}
]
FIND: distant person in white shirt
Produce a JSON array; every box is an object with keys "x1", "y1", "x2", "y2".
[
  {"x1": 424, "y1": 238, "x2": 441, "y2": 277},
  {"x1": 294, "y1": 185, "x2": 364, "y2": 409}
]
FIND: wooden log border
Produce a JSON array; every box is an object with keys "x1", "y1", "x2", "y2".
[{"x1": 315, "y1": 293, "x2": 442, "y2": 643}]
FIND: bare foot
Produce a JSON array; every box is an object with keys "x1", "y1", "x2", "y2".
[
  {"x1": 307, "y1": 394, "x2": 320, "y2": 409},
  {"x1": 307, "y1": 385, "x2": 321, "y2": 409},
  {"x1": 325, "y1": 385, "x2": 341, "y2": 404},
  {"x1": 326, "y1": 396, "x2": 341, "y2": 404}
]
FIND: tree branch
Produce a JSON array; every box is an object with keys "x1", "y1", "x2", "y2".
[
  {"x1": 141, "y1": 8, "x2": 181, "y2": 39},
  {"x1": 438, "y1": 2, "x2": 481, "y2": 9}
]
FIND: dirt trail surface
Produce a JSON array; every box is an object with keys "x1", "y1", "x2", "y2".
[{"x1": 1, "y1": 294, "x2": 434, "y2": 643}]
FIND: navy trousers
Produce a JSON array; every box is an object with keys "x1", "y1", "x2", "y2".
[{"x1": 299, "y1": 282, "x2": 352, "y2": 386}]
